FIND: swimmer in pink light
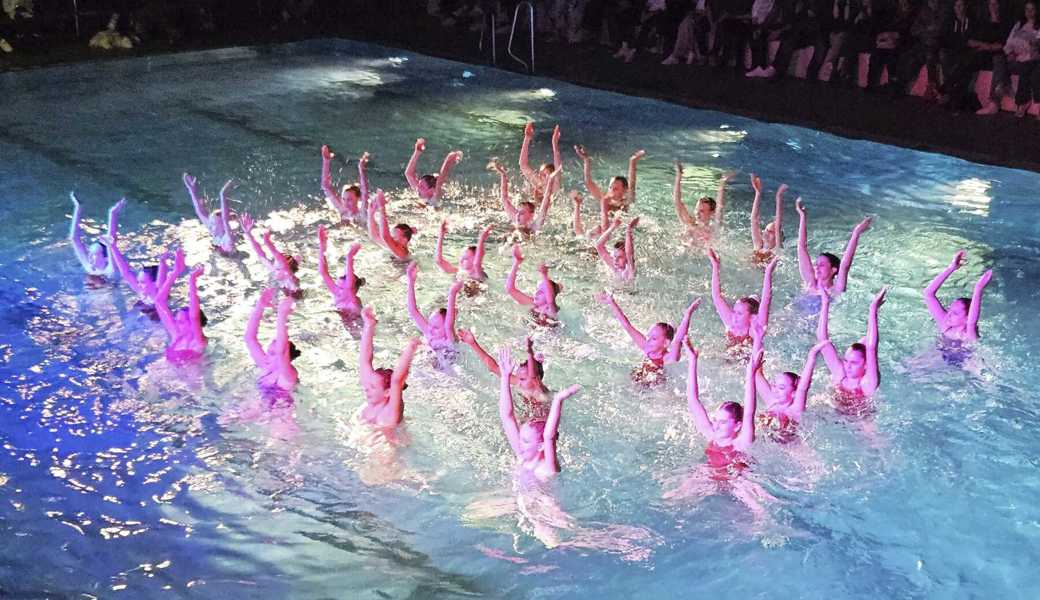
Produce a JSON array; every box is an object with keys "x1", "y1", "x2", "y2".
[
  {"x1": 405, "y1": 138, "x2": 463, "y2": 207},
  {"x1": 405, "y1": 262, "x2": 465, "y2": 351},
  {"x1": 317, "y1": 225, "x2": 364, "y2": 314},
  {"x1": 497, "y1": 346, "x2": 581, "y2": 480},
  {"x1": 707, "y1": 249, "x2": 777, "y2": 347},
  {"x1": 183, "y1": 173, "x2": 236, "y2": 254},
  {"x1": 574, "y1": 145, "x2": 645, "y2": 213},
  {"x1": 491, "y1": 160, "x2": 560, "y2": 235},
  {"x1": 673, "y1": 162, "x2": 732, "y2": 245},
  {"x1": 816, "y1": 287, "x2": 887, "y2": 408},
  {"x1": 795, "y1": 198, "x2": 871, "y2": 298},
  {"x1": 240, "y1": 213, "x2": 301, "y2": 293},
  {"x1": 593, "y1": 217, "x2": 639, "y2": 282},
  {"x1": 749, "y1": 175, "x2": 786, "y2": 265},
  {"x1": 435, "y1": 219, "x2": 493, "y2": 281},
  {"x1": 505, "y1": 245, "x2": 562, "y2": 324},
  {"x1": 519, "y1": 122, "x2": 563, "y2": 200},
  {"x1": 153, "y1": 248, "x2": 208, "y2": 362},
  {"x1": 245, "y1": 288, "x2": 300, "y2": 393},
  {"x1": 320, "y1": 145, "x2": 370, "y2": 222},
  {"x1": 358, "y1": 306, "x2": 421, "y2": 427},
  {"x1": 366, "y1": 190, "x2": 415, "y2": 261},
  {"x1": 570, "y1": 190, "x2": 611, "y2": 239},
  {"x1": 750, "y1": 322, "x2": 829, "y2": 444},
  {"x1": 923, "y1": 250, "x2": 993, "y2": 343},
  {"x1": 686, "y1": 340, "x2": 763, "y2": 460},
  {"x1": 69, "y1": 192, "x2": 124, "y2": 279},
  {"x1": 459, "y1": 332, "x2": 551, "y2": 406},
  {"x1": 101, "y1": 234, "x2": 169, "y2": 308},
  {"x1": 595, "y1": 291, "x2": 700, "y2": 384}
]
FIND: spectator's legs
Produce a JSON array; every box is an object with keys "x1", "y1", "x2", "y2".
[{"x1": 1010, "y1": 59, "x2": 1039, "y2": 113}]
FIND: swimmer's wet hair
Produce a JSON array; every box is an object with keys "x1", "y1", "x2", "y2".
[
  {"x1": 783, "y1": 371, "x2": 800, "y2": 388},
  {"x1": 419, "y1": 174, "x2": 438, "y2": 188},
  {"x1": 376, "y1": 367, "x2": 407, "y2": 390},
  {"x1": 199, "y1": 309, "x2": 209, "y2": 328},
  {"x1": 539, "y1": 163, "x2": 555, "y2": 174},
  {"x1": 739, "y1": 296, "x2": 760, "y2": 314},
  {"x1": 655, "y1": 322, "x2": 676, "y2": 340},
  {"x1": 343, "y1": 183, "x2": 361, "y2": 198},
  {"x1": 287, "y1": 256, "x2": 300, "y2": 273},
  {"x1": 849, "y1": 342, "x2": 867, "y2": 356},
  {"x1": 519, "y1": 201, "x2": 536, "y2": 212},
  {"x1": 394, "y1": 224, "x2": 415, "y2": 241},
  {"x1": 465, "y1": 245, "x2": 477, "y2": 254},
  {"x1": 610, "y1": 175, "x2": 629, "y2": 189},
  {"x1": 142, "y1": 265, "x2": 160, "y2": 281},
  {"x1": 953, "y1": 297, "x2": 971, "y2": 310},
  {"x1": 519, "y1": 358, "x2": 545, "y2": 380},
  {"x1": 288, "y1": 341, "x2": 302, "y2": 361},
  {"x1": 720, "y1": 401, "x2": 744, "y2": 423},
  {"x1": 698, "y1": 197, "x2": 717, "y2": 211},
  {"x1": 613, "y1": 240, "x2": 625, "y2": 251},
  {"x1": 820, "y1": 252, "x2": 840, "y2": 271}
]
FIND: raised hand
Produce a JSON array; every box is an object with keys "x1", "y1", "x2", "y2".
[
  {"x1": 574, "y1": 144, "x2": 588, "y2": 160},
  {"x1": 978, "y1": 269, "x2": 993, "y2": 287},
  {"x1": 554, "y1": 384, "x2": 582, "y2": 402},
  {"x1": 450, "y1": 279, "x2": 466, "y2": 295},
  {"x1": 457, "y1": 328, "x2": 475, "y2": 344},
  {"x1": 512, "y1": 244, "x2": 523, "y2": 263},
  {"x1": 322, "y1": 144, "x2": 333, "y2": 160},
  {"x1": 795, "y1": 197, "x2": 806, "y2": 216},
  {"x1": 871, "y1": 286, "x2": 888, "y2": 308},
  {"x1": 239, "y1": 213, "x2": 255, "y2": 232},
  {"x1": 765, "y1": 256, "x2": 779, "y2": 276},
  {"x1": 524, "y1": 122, "x2": 535, "y2": 138},
  {"x1": 594, "y1": 291, "x2": 614, "y2": 305},
  {"x1": 950, "y1": 249, "x2": 967, "y2": 270},
  {"x1": 414, "y1": 138, "x2": 426, "y2": 153},
  {"x1": 112, "y1": 198, "x2": 127, "y2": 214},
  {"x1": 552, "y1": 124, "x2": 561, "y2": 143},
  {"x1": 707, "y1": 247, "x2": 720, "y2": 266},
  {"x1": 686, "y1": 298, "x2": 702, "y2": 314},
  {"x1": 347, "y1": 241, "x2": 362, "y2": 257},
  {"x1": 777, "y1": 183, "x2": 789, "y2": 197},
  {"x1": 498, "y1": 346, "x2": 515, "y2": 374},
  {"x1": 537, "y1": 263, "x2": 550, "y2": 278},
  {"x1": 570, "y1": 190, "x2": 583, "y2": 205},
  {"x1": 630, "y1": 149, "x2": 646, "y2": 162},
  {"x1": 190, "y1": 264, "x2": 205, "y2": 279},
  {"x1": 627, "y1": 216, "x2": 640, "y2": 229},
  {"x1": 359, "y1": 151, "x2": 370, "y2": 167},
  {"x1": 720, "y1": 171, "x2": 736, "y2": 183},
  {"x1": 855, "y1": 216, "x2": 873, "y2": 233},
  {"x1": 751, "y1": 349, "x2": 765, "y2": 371},
  {"x1": 674, "y1": 160, "x2": 683, "y2": 176},
  {"x1": 751, "y1": 174, "x2": 762, "y2": 193},
  {"x1": 317, "y1": 224, "x2": 328, "y2": 246},
  {"x1": 446, "y1": 150, "x2": 464, "y2": 165},
  {"x1": 182, "y1": 173, "x2": 197, "y2": 190}
]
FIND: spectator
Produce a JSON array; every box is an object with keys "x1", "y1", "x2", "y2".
[
  {"x1": 841, "y1": 0, "x2": 882, "y2": 85},
  {"x1": 937, "y1": 0, "x2": 993, "y2": 110},
  {"x1": 755, "y1": 0, "x2": 827, "y2": 79},
  {"x1": 716, "y1": 0, "x2": 756, "y2": 70},
  {"x1": 897, "y1": 0, "x2": 944, "y2": 99},
  {"x1": 820, "y1": 0, "x2": 862, "y2": 82},
  {"x1": 866, "y1": 0, "x2": 918, "y2": 92},
  {"x1": 983, "y1": 0, "x2": 1039, "y2": 116},
  {"x1": 743, "y1": 0, "x2": 785, "y2": 77},
  {"x1": 662, "y1": 0, "x2": 715, "y2": 65},
  {"x1": 608, "y1": 0, "x2": 642, "y2": 62}
]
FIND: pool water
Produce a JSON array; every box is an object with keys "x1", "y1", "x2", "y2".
[{"x1": 2, "y1": 39, "x2": 1040, "y2": 598}]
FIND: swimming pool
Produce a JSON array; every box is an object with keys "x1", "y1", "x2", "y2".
[{"x1": 2, "y1": 38, "x2": 1039, "y2": 598}]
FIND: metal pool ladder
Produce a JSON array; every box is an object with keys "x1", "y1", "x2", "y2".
[{"x1": 507, "y1": 2, "x2": 535, "y2": 74}]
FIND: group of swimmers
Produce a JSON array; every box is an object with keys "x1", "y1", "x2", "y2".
[{"x1": 67, "y1": 121, "x2": 994, "y2": 500}]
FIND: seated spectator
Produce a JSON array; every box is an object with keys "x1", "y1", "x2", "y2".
[
  {"x1": 662, "y1": 0, "x2": 715, "y2": 65},
  {"x1": 982, "y1": 0, "x2": 1040, "y2": 116},
  {"x1": 754, "y1": 0, "x2": 827, "y2": 79},
  {"x1": 821, "y1": 0, "x2": 861, "y2": 82},
  {"x1": 744, "y1": 0, "x2": 787, "y2": 78},
  {"x1": 865, "y1": 0, "x2": 918, "y2": 93},
  {"x1": 939, "y1": 0, "x2": 1002, "y2": 110},
  {"x1": 897, "y1": 0, "x2": 943, "y2": 98},
  {"x1": 716, "y1": 0, "x2": 756, "y2": 70},
  {"x1": 840, "y1": 0, "x2": 882, "y2": 85},
  {"x1": 609, "y1": 0, "x2": 643, "y2": 62}
]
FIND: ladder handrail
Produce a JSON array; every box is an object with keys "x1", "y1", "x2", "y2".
[{"x1": 507, "y1": 1, "x2": 534, "y2": 74}]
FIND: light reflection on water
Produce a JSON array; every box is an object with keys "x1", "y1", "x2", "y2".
[{"x1": 1, "y1": 39, "x2": 1040, "y2": 598}]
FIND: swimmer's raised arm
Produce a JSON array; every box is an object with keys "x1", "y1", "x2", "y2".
[
  {"x1": 107, "y1": 198, "x2": 125, "y2": 242},
  {"x1": 458, "y1": 329, "x2": 502, "y2": 376},
  {"x1": 376, "y1": 192, "x2": 410, "y2": 260},
  {"x1": 532, "y1": 170, "x2": 562, "y2": 231},
  {"x1": 757, "y1": 257, "x2": 778, "y2": 329},
  {"x1": 795, "y1": 199, "x2": 815, "y2": 288},
  {"x1": 498, "y1": 347, "x2": 523, "y2": 456},
  {"x1": 707, "y1": 248, "x2": 735, "y2": 324},
  {"x1": 493, "y1": 161, "x2": 518, "y2": 221},
  {"x1": 923, "y1": 250, "x2": 963, "y2": 324},
  {"x1": 750, "y1": 175, "x2": 764, "y2": 250},
  {"x1": 574, "y1": 145, "x2": 605, "y2": 201},
  {"x1": 435, "y1": 219, "x2": 458, "y2": 275},
  {"x1": 715, "y1": 171, "x2": 734, "y2": 227},
  {"x1": 624, "y1": 217, "x2": 638, "y2": 279},
  {"x1": 68, "y1": 193, "x2": 92, "y2": 270},
  {"x1": 538, "y1": 264, "x2": 558, "y2": 315},
  {"x1": 316, "y1": 225, "x2": 337, "y2": 292},
  {"x1": 543, "y1": 383, "x2": 582, "y2": 473},
  {"x1": 570, "y1": 191, "x2": 585, "y2": 237},
  {"x1": 551, "y1": 125, "x2": 563, "y2": 175},
  {"x1": 101, "y1": 234, "x2": 136, "y2": 291},
  {"x1": 667, "y1": 298, "x2": 702, "y2": 362},
  {"x1": 673, "y1": 161, "x2": 695, "y2": 228},
  {"x1": 183, "y1": 173, "x2": 210, "y2": 224},
  {"x1": 188, "y1": 265, "x2": 205, "y2": 333},
  {"x1": 815, "y1": 292, "x2": 843, "y2": 385},
  {"x1": 358, "y1": 152, "x2": 371, "y2": 216},
  {"x1": 218, "y1": 180, "x2": 235, "y2": 242},
  {"x1": 684, "y1": 341, "x2": 714, "y2": 439},
  {"x1": 596, "y1": 292, "x2": 647, "y2": 350},
  {"x1": 445, "y1": 280, "x2": 465, "y2": 341},
  {"x1": 505, "y1": 245, "x2": 534, "y2": 305},
  {"x1": 966, "y1": 269, "x2": 993, "y2": 340},
  {"x1": 835, "y1": 217, "x2": 872, "y2": 293},
  {"x1": 405, "y1": 138, "x2": 424, "y2": 192},
  {"x1": 244, "y1": 288, "x2": 276, "y2": 366},
  {"x1": 262, "y1": 230, "x2": 294, "y2": 275},
  {"x1": 405, "y1": 262, "x2": 430, "y2": 333},
  {"x1": 432, "y1": 150, "x2": 463, "y2": 203},
  {"x1": 320, "y1": 145, "x2": 342, "y2": 212},
  {"x1": 594, "y1": 219, "x2": 622, "y2": 271},
  {"x1": 773, "y1": 183, "x2": 787, "y2": 248},
  {"x1": 474, "y1": 225, "x2": 493, "y2": 275},
  {"x1": 862, "y1": 287, "x2": 886, "y2": 396},
  {"x1": 794, "y1": 341, "x2": 829, "y2": 416},
  {"x1": 240, "y1": 214, "x2": 273, "y2": 269},
  {"x1": 626, "y1": 150, "x2": 646, "y2": 205},
  {"x1": 366, "y1": 196, "x2": 382, "y2": 244},
  {"x1": 387, "y1": 337, "x2": 421, "y2": 425},
  {"x1": 359, "y1": 306, "x2": 379, "y2": 381},
  {"x1": 736, "y1": 350, "x2": 764, "y2": 449},
  {"x1": 154, "y1": 248, "x2": 186, "y2": 337},
  {"x1": 519, "y1": 122, "x2": 537, "y2": 184}
]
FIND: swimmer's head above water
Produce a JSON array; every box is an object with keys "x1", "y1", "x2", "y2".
[
  {"x1": 391, "y1": 223, "x2": 415, "y2": 247},
  {"x1": 711, "y1": 401, "x2": 745, "y2": 442},
  {"x1": 416, "y1": 174, "x2": 438, "y2": 200},
  {"x1": 608, "y1": 175, "x2": 629, "y2": 199},
  {"x1": 844, "y1": 342, "x2": 867, "y2": 380},
  {"x1": 644, "y1": 322, "x2": 675, "y2": 360},
  {"x1": 696, "y1": 197, "x2": 717, "y2": 223},
  {"x1": 816, "y1": 252, "x2": 840, "y2": 286}
]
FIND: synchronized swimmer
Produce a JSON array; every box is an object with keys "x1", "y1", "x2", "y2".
[{"x1": 66, "y1": 120, "x2": 995, "y2": 527}]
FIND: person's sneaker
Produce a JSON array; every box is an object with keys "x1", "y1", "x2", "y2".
[
  {"x1": 745, "y1": 67, "x2": 764, "y2": 78},
  {"x1": 662, "y1": 54, "x2": 680, "y2": 65},
  {"x1": 976, "y1": 102, "x2": 999, "y2": 115},
  {"x1": 759, "y1": 66, "x2": 776, "y2": 78},
  {"x1": 0, "y1": 38, "x2": 12, "y2": 53},
  {"x1": 613, "y1": 45, "x2": 629, "y2": 59},
  {"x1": 624, "y1": 47, "x2": 637, "y2": 63}
]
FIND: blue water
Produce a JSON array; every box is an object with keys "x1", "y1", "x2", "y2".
[{"x1": 2, "y1": 39, "x2": 1040, "y2": 598}]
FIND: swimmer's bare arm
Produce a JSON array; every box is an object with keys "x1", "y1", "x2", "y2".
[
  {"x1": 551, "y1": 125, "x2": 563, "y2": 177},
  {"x1": 432, "y1": 150, "x2": 463, "y2": 203},
  {"x1": 498, "y1": 347, "x2": 523, "y2": 456},
  {"x1": 574, "y1": 145, "x2": 605, "y2": 201},
  {"x1": 544, "y1": 384, "x2": 582, "y2": 473},
  {"x1": 795, "y1": 199, "x2": 815, "y2": 288},
  {"x1": 405, "y1": 138, "x2": 424, "y2": 193},
  {"x1": 68, "y1": 193, "x2": 92, "y2": 270},
  {"x1": 571, "y1": 191, "x2": 585, "y2": 236},
  {"x1": 862, "y1": 287, "x2": 886, "y2": 395},
  {"x1": 244, "y1": 288, "x2": 276, "y2": 366},
  {"x1": 774, "y1": 183, "x2": 787, "y2": 248},
  {"x1": 667, "y1": 298, "x2": 702, "y2": 363},
  {"x1": 626, "y1": 150, "x2": 646, "y2": 205},
  {"x1": 751, "y1": 320, "x2": 773, "y2": 400},
  {"x1": 474, "y1": 224, "x2": 493, "y2": 275},
  {"x1": 594, "y1": 218, "x2": 621, "y2": 270},
  {"x1": 188, "y1": 265, "x2": 205, "y2": 333},
  {"x1": 708, "y1": 248, "x2": 735, "y2": 326},
  {"x1": 183, "y1": 173, "x2": 210, "y2": 224},
  {"x1": 218, "y1": 180, "x2": 235, "y2": 241},
  {"x1": 388, "y1": 338, "x2": 421, "y2": 426},
  {"x1": 445, "y1": 280, "x2": 465, "y2": 341},
  {"x1": 750, "y1": 174, "x2": 764, "y2": 250},
  {"x1": 505, "y1": 245, "x2": 534, "y2": 305},
  {"x1": 458, "y1": 329, "x2": 504, "y2": 377},
  {"x1": 923, "y1": 250, "x2": 962, "y2": 325},
  {"x1": 262, "y1": 230, "x2": 295, "y2": 276},
  {"x1": 358, "y1": 152, "x2": 371, "y2": 216},
  {"x1": 715, "y1": 171, "x2": 734, "y2": 228},
  {"x1": 359, "y1": 306, "x2": 380, "y2": 382},
  {"x1": 532, "y1": 170, "x2": 562, "y2": 231},
  {"x1": 239, "y1": 214, "x2": 273, "y2": 269},
  {"x1": 316, "y1": 225, "x2": 339, "y2": 294},
  {"x1": 836, "y1": 216, "x2": 871, "y2": 293},
  {"x1": 493, "y1": 162, "x2": 518, "y2": 221},
  {"x1": 107, "y1": 198, "x2": 125, "y2": 245},
  {"x1": 366, "y1": 195, "x2": 382, "y2": 244},
  {"x1": 794, "y1": 341, "x2": 829, "y2": 417},
  {"x1": 737, "y1": 349, "x2": 764, "y2": 450},
  {"x1": 684, "y1": 341, "x2": 715, "y2": 439},
  {"x1": 625, "y1": 217, "x2": 638, "y2": 279},
  {"x1": 320, "y1": 145, "x2": 342, "y2": 211},
  {"x1": 757, "y1": 257, "x2": 779, "y2": 330},
  {"x1": 519, "y1": 122, "x2": 537, "y2": 184},
  {"x1": 538, "y1": 264, "x2": 558, "y2": 315},
  {"x1": 434, "y1": 219, "x2": 459, "y2": 274},
  {"x1": 100, "y1": 234, "x2": 137, "y2": 293},
  {"x1": 405, "y1": 262, "x2": 431, "y2": 334},
  {"x1": 816, "y1": 292, "x2": 844, "y2": 385},
  {"x1": 154, "y1": 248, "x2": 186, "y2": 337},
  {"x1": 673, "y1": 161, "x2": 695, "y2": 228},
  {"x1": 596, "y1": 292, "x2": 647, "y2": 351},
  {"x1": 967, "y1": 269, "x2": 993, "y2": 340},
  {"x1": 376, "y1": 192, "x2": 410, "y2": 259}
]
